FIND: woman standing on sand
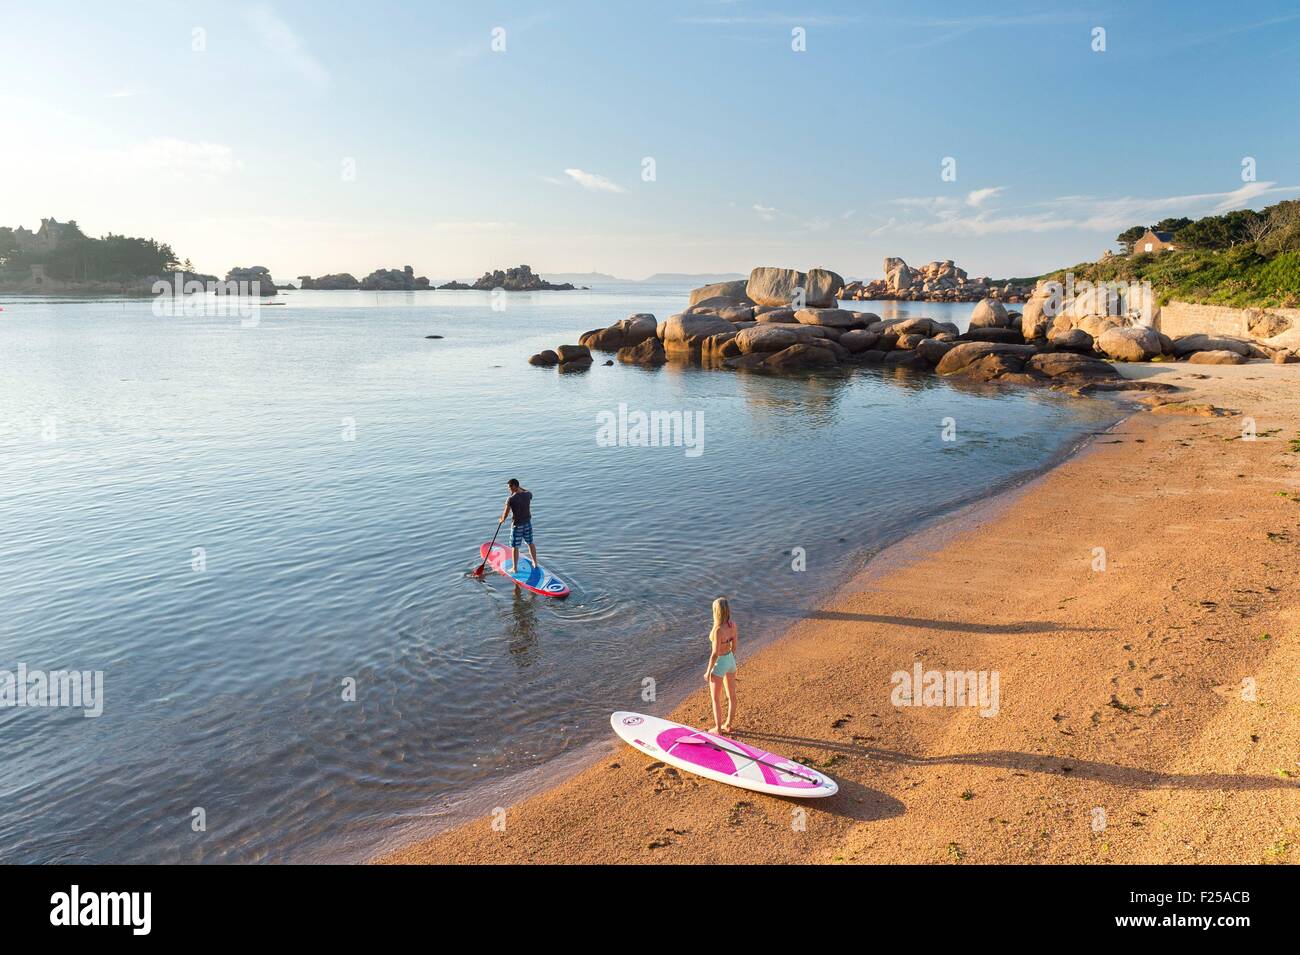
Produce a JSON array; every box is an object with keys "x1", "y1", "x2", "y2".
[{"x1": 704, "y1": 597, "x2": 738, "y2": 735}]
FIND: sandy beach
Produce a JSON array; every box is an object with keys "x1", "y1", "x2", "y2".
[{"x1": 380, "y1": 363, "x2": 1300, "y2": 865}]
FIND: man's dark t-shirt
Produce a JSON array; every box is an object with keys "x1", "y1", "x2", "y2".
[{"x1": 507, "y1": 490, "x2": 532, "y2": 524}]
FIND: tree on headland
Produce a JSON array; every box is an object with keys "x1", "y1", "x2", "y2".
[
  {"x1": 1152, "y1": 217, "x2": 1193, "y2": 236},
  {"x1": 1176, "y1": 209, "x2": 1265, "y2": 250},
  {"x1": 1116, "y1": 225, "x2": 1146, "y2": 253},
  {"x1": 1250, "y1": 200, "x2": 1300, "y2": 252},
  {"x1": 0, "y1": 221, "x2": 181, "y2": 282}
]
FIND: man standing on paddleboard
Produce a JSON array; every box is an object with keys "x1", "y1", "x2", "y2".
[{"x1": 500, "y1": 478, "x2": 538, "y2": 572}]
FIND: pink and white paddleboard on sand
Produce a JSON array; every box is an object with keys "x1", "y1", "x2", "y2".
[{"x1": 611, "y1": 711, "x2": 838, "y2": 798}]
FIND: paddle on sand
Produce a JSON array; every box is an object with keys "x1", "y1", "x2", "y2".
[
  {"x1": 471, "y1": 519, "x2": 505, "y2": 577},
  {"x1": 673, "y1": 734, "x2": 821, "y2": 785}
]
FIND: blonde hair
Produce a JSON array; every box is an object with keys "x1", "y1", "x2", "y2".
[
  {"x1": 711, "y1": 597, "x2": 731, "y2": 638},
  {"x1": 712, "y1": 597, "x2": 733, "y2": 628}
]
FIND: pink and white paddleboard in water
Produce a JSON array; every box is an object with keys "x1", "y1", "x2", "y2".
[
  {"x1": 478, "y1": 542, "x2": 570, "y2": 598},
  {"x1": 611, "y1": 712, "x2": 838, "y2": 798}
]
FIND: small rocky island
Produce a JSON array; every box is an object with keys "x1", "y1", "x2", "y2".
[
  {"x1": 298, "y1": 266, "x2": 431, "y2": 290},
  {"x1": 528, "y1": 265, "x2": 1298, "y2": 391},
  {"x1": 216, "y1": 265, "x2": 279, "y2": 296},
  {"x1": 295, "y1": 263, "x2": 578, "y2": 292},
  {"x1": 465, "y1": 265, "x2": 576, "y2": 291}
]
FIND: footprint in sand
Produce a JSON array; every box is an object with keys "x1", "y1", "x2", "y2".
[
  {"x1": 727, "y1": 800, "x2": 757, "y2": 827},
  {"x1": 649, "y1": 765, "x2": 698, "y2": 794}
]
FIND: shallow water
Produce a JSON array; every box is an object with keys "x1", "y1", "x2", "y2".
[{"x1": 0, "y1": 286, "x2": 1119, "y2": 862}]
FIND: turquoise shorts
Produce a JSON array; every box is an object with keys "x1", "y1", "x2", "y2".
[{"x1": 712, "y1": 652, "x2": 736, "y2": 677}]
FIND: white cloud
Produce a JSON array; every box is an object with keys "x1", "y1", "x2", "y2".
[
  {"x1": 966, "y1": 186, "x2": 1005, "y2": 207},
  {"x1": 867, "y1": 216, "x2": 897, "y2": 237},
  {"x1": 243, "y1": 6, "x2": 329, "y2": 89},
  {"x1": 752, "y1": 203, "x2": 779, "y2": 221},
  {"x1": 564, "y1": 168, "x2": 626, "y2": 193}
]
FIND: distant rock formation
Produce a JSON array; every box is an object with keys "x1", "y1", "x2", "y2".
[
  {"x1": 298, "y1": 273, "x2": 360, "y2": 290},
  {"x1": 293, "y1": 264, "x2": 580, "y2": 292},
  {"x1": 360, "y1": 266, "x2": 430, "y2": 291},
  {"x1": 470, "y1": 265, "x2": 575, "y2": 291},
  {"x1": 840, "y1": 258, "x2": 1032, "y2": 303},
  {"x1": 217, "y1": 266, "x2": 278, "y2": 296}
]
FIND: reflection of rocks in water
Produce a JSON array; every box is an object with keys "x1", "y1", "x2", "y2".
[
  {"x1": 733, "y1": 370, "x2": 852, "y2": 430},
  {"x1": 506, "y1": 588, "x2": 540, "y2": 665}
]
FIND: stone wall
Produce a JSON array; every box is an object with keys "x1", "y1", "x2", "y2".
[{"x1": 1157, "y1": 300, "x2": 1300, "y2": 341}]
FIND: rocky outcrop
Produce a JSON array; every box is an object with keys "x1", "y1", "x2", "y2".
[
  {"x1": 916, "y1": 337, "x2": 956, "y2": 364},
  {"x1": 531, "y1": 266, "x2": 1281, "y2": 382},
  {"x1": 528, "y1": 349, "x2": 560, "y2": 367},
  {"x1": 1047, "y1": 327, "x2": 1095, "y2": 354},
  {"x1": 298, "y1": 273, "x2": 359, "y2": 290},
  {"x1": 617, "y1": 337, "x2": 666, "y2": 366},
  {"x1": 746, "y1": 268, "x2": 806, "y2": 308},
  {"x1": 935, "y1": 342, "x2": 1038, "y2": 377},
  {"x1": 554, "y1": 344, "x2": 593, "y2": 371},
  {"x1": 962, "y1": 326, "x2": 1024, "y2": 344},
  {"x1": 471, "y1": 265, "x2": 575, "y2": 291},
  {"x1": 755, "y1": 307, "x2": 798, "y2": 324},
  {"x1": 1170, "y1": 334, "x2": 1253, "y2": 358},
  {"x1": 805, "y1": 268, "x2": 846, "y2": 306},
  {"x1": 969, "y1": 298, "x2": 1009, "y2": 329},
  {"x1": 360, "y1": 265, "x2": 431, "y2": 291},
  {"x1": 745, "y1": 267, "x2": 843, "y2": 308},
  {"x1": 659, "y1": 312, "x2": 736, "y2": 349},
  {"x1": 840, "y1": 257, "x2": 1034, "y2": 304},
  {"x1": 1019, "y1": 285, "x2": 1056, "y2": 340},
  {"x1": 794, "y1": 307, "x2": 860, "y2": 328},
  {"x1": 218, "y1": 266, "x2": 278, "y2": 296},
  {"x1": 734, "y1": 324, "x2": 800, "y2": 354},
  {"x1": 1097, "y1": 326, "x2": 1162, "y2": 362},
  {"x1": 688, "y1": 280, "x2": 752, "y2": 309},
  {"x1": 580, "y1": 314, "x2": 657, "y2": 352},
  {"x1": 1026, "y1": 352, "x2": 1120, "y2": 380},
  {"x1": 1187, "y1": 349, "x2": 1247, "y2": 365},
  {"x1": 529, "y1": 342, "x2": 594, "y2": 369},
  {"x1": 840, "y1": 328, "x2": 883, "y2": 353},
  {"x1": 879, "y1": 316, "x2": 953, "y2": 338},
  {"x1": 1249, "y1": 312, "x2": 1293, "y2": 338}
]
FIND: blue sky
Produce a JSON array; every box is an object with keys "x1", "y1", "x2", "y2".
[{"x1": 3, "y1": 1, "x2": 1299, "y2": 280}]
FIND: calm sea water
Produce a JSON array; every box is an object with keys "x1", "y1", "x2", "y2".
[{"x1": 0, "y1": 286, "x2": 1119, "y2": 862}]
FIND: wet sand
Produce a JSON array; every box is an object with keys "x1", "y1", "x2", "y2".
[{"x1": 380, "y1": 363, "x2": 1300, "y2": 864}]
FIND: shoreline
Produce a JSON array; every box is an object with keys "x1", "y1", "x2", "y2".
[
  {"x1": 378, "y1": 361, "x2": 1300, "y2": 864},
  {"x1": 361, "y1": 396, "x2": 1125, "y2": 862}
]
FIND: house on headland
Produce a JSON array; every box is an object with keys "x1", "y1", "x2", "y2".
[
  {"x1": 1132, "y1": 229, "x2": 1176, "y2": 255},
  {"x1": 13, "y1": 218, "x2": 77, "y2": 255}
]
